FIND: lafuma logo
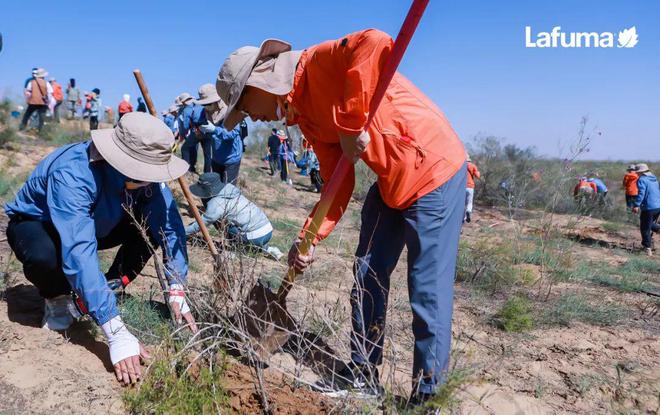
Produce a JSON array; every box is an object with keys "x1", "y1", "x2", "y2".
[{"x1": 525, "y1": 26, "x2": 639, "y2": 48}]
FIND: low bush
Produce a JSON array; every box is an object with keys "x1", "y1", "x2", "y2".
[
  {"x1": 491, "y1": 295, "x2": 534, "y2": 332},
  {"x1": 123, "y1": 348, "x2": 229, "y2": 414}
]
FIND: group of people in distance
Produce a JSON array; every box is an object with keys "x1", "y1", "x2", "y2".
[
  {"x1": 573, "y1": 164, "x2": 660, "y2": 255},
  {"x1": 20, "y1": 67, "x2": 110, "y2": 132}
]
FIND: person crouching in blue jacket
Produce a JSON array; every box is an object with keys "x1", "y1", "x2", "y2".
[
  {"x1": 185, "y1": 172, "x2": 283, "y2": 259},
  {"x1": 631, "y1": 163, "x2": 660, "y2": 256},
  {"x1": 4, "y1": 112, "x2": 197, "y2": 386},
  {"x1": 195, "y1": 83, "x2": 243, "y2": 184}
]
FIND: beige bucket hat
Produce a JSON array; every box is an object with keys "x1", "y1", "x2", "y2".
[
  {"x1": 195, "y1": 83, "x2": 222, "y2": 105},
  {"x1": 216, "y1": 39, "x2": 302, "y2": 130},
  {"x1": 635, "y1": 163, "x2": 651, "y2": 174},
  {"x1": 91, "y1": 112, "x2": 188, "y2": 182},
  {"x1": 34, "y1": 68, "x2": 48, "y2": 78},
  {"x1": 175, "y1": 92, "x2": 195, "y2": 106}
]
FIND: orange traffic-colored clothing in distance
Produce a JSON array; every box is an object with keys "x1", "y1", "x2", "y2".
[
  {"x1": 574, "y1": 180, "x2": 597, "y2": 196},
  {"x1": 51, "y1": 81, "x2": 63, "y2": 101},
  {"x1": 622, "y1": 172, "x2": 638, "y2": 196},
  {"x1": 467, "y1": 162, "x2": 480, "y2": 189},
  {"x1": 118, "y1": 101, "x2": 133, "y2": 115},
  {"x1": 287, "y1": 29, "x2": 466, "y2": 245}
]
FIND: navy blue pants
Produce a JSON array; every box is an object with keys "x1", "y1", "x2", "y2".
[
  {"x1": 351, "y1": 164, "x2": 466, "y2": 394},
  {"x1": 212, "y1": 160, "x2": 241, "y2": 185},
  {"x1": 181, "y1": 134, "x2": 213, "y2": 173},
  {"x1": 640, "y1": 208, "x2": 660, "y2": 248}
]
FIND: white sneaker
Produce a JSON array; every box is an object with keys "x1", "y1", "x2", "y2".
[{"x1": 42, "y1": 294, "x2": 74, "y2": 331}]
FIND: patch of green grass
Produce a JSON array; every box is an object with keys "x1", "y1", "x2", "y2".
[
  {"x1": 542, "y1": 293, "x2": 627, "y2": 327},
  {"x1": 119, "y1": 291, "x2": 171, "y2": 345},
  {"x1": 491, "y1": 295, "x2": 534, "y2": 332},
  {"x1": 590, "y1": 272, "x2": 654, "y2": 293},
  {"x1": 515, "y1": 237, "x2": 575, "y2": 280},
  {"x1": 457, "y1": 239, "x2": 522, "y2": 293},
  {"x1": 573, "y1": 257, "x2": 660, "y2": 293},
  {"x1": 0, "y1": 126, "x2": 19, "y2": 149},
  {"x1": 269, "y1": 217, "x2": 300, "y2": 251},
  {"x1": 620, "y1": 257, "x2": 660, "y2": 276},
  {"x1": 602, "y1": 221, "x2": 624, "y2": 234},
  {"x1": 40, "y1": 123, "x2": 85, "y2": 145},
  {"x1": 123, "y1": 351, "x2": 229, "y2": 414}
]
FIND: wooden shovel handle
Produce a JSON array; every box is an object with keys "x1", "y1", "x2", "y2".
[
  {"x1": 277, "y1": 0, "x2": 430, "y2": 300},
  {"x1": 133, "y1": 69, "x2": 219, "y2": 258}
]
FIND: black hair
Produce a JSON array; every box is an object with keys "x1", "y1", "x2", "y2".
[
  {"x1": 92, "y1": 88, "x2": 100, "y2": 95},
  {"x1": 70, "y1": 78, "x2": 76, "y2": 87}
]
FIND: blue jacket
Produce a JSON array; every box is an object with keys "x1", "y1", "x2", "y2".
[
  {"x1": 163, "y1": 114, "x2": 176, "y2": 132},
  {"x1": 90, "y1": 96, "x2": 102, "y2": 117},
  {"x1": 634, "y1": 174, "x2": 660, "y2": 211},
  {"x1": 210, "y1": 124, "x2": 243, "y2": 165},
  {"x1": 587, "y1": 178, "x2": 608, "y2": 193},
  {"x1": 177, "y1": 104, "x2": 205, "y2": 142},
  {"x1": 4, "y1": 142, "x2": 188, "y2": 325}
]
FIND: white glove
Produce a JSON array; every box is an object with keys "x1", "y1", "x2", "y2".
[
  {"x1": 199, "y1": 121, "x2": 216, "y2": 134},
  {"x1": 101, "y1": 316, "x2": 140, "y2": 365},
  {"x1": 169, "y1": 284, "x2": 190, "y2": 317}
]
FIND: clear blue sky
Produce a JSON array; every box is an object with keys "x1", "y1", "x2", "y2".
[{"x1": 1, "y1": 0, "x2": 658, "y2": 160}]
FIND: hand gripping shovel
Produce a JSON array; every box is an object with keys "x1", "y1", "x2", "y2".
[{"x1": 243, "y1": 0, "x2": 431, "y2": 356}]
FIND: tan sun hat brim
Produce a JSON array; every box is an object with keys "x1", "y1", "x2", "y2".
[
  {"x1": 195, "y1": 96, "x2": 221, "y2": 105},
  {"x1": 218, "y1": 39, "x2": 292, "y2": 131},
  {"x1": 224, "y1": 50, "x2": 302, "y2": 131},
  {"x1": 91, "y1": 129, "x2": 189, "y2": 182}
]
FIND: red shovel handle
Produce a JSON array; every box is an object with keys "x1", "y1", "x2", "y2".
[{"x1": 278, "y1": 0, "x2": 430, "y2": 299}]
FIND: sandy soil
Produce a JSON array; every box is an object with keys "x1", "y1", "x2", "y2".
[{"x1": 0, "y1": 143, "x2": 658, "y2": 414}]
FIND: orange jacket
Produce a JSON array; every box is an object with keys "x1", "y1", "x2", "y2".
[
  {"x1": 51, "y1": 81, "x2": 63, "y2": 101},
  {"x1": 467, "y1": 162, "x2": 480, "y2": 189},
  {"x1": 622, "y1": 172, "x2": 638, "y2": 196},
  {"x1": 288, "y1": 29, "x2": 466, "y2": 244},
  {"x1": 118, "y1": 101, "x2": 133, "y2": 115},
  {"x1": 574, "y1": 180, "x2": 597, "y2": 196}
]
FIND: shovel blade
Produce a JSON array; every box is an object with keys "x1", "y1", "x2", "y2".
[{"x1": 241, "y1": 282, "x2": 296, "y2": 356}]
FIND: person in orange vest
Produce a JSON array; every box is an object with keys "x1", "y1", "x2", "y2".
[
  {"x1": 465, "y1": 154, "x2": 481, "y2": 223},
  {"x1": 623, "y1": 164, "x2": 639, "y2": 211},
  {"x1": 118, "y1": 94, "x2": 133, "y2": 120},
  {"x1": 20, "y1": 68, "x2": 52, "y2": 132},
  {"x1": 215, "y1": 29, "x2": 466, "y2": 404},
  {"x1": 574, "y1": 176, "x2": 597, "y2": 199},
  {"x1": 49, "y1": 78, "x2": 64, "y2": 123}
]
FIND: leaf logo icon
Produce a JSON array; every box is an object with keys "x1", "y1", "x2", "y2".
[{"x1": 617, "y1": 26, "x2": 639, "y2": 48}]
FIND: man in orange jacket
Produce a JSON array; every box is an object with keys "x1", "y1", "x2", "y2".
[
  {"x1": 623, "y1": 164, "x2": 639, "y2": 211},
  {"x1": 216, "y1": 29, "x2": 466, "y2": 403},
  {"x1": 465, "y1": 154, "x2": 481, "y2": 223}
]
